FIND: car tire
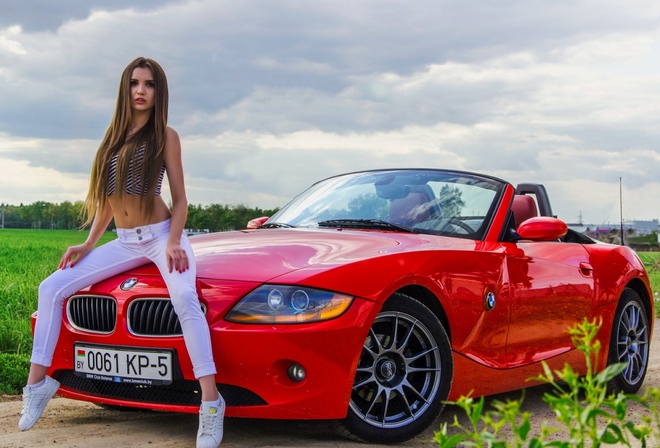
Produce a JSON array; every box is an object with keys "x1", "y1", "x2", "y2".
[
  {"x1": 606, "y1": 287, "x2": 650, "y2": 394},
  {"x1": 338, "y1": 292, "x2": 453, "y2": 444}
]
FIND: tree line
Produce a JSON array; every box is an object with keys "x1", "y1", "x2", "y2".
[{"x1": 0, "y1": 201, "x2": 279, "y2": 232}]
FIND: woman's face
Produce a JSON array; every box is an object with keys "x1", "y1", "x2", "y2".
[{"x1": 130, "y1": 67, "x2": 155, "y2": 112}]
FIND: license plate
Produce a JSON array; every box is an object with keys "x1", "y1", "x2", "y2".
[{"x1": 74, "y1": 344, "x2": 173, "y2": 385}]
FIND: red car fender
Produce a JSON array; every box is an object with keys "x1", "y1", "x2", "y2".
[{"x1": 586, "y1": 244, "x2": 653, "y2": 307}]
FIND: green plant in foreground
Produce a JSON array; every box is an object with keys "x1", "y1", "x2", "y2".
[{"x1": 435, "y1": 318, "x2": 660, "y2": 447}]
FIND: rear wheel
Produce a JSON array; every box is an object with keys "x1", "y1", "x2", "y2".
[
  {"x1": 607, "y1": 288, "x2": 650, "y2": 393},
  {"x1": 338, "y1": 293, "x2": 452, "y2": 444}
]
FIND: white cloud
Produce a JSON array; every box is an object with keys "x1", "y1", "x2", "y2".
[
  {"x1": 0, "y1": 25, "x2": 27, "y2": 55},
  {"x1": 0, "y1": 158, "x2": 89, "y2": 205}
]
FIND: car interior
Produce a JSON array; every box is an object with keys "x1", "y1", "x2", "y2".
[{"x1": 511, "y1": 194, "x2": 538, "y2": 227}]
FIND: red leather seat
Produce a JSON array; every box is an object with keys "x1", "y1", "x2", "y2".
[{"x1": 511, "y1": 195, "x2": 537, "y2": 226}]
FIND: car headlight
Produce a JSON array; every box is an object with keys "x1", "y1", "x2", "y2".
[{"x1": 225, "y1": 285, "x2": 354, "y2": 324}]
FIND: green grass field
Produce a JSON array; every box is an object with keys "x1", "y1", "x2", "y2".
[
  {"x1": 0, "y1": 229, "x2": 659, "y2": 394},
  {"x1": 0, "y1": 229, "x2": 116, "y2": 355},
  {"x1": 636, "y1": 251, "x2": 660, "y2": 307}
]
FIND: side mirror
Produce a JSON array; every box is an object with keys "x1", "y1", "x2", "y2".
[
  {"x1": 517, "y1": 217, "x2": 567, "y2": 241},
  {"x1": 247, "y1": 216, "x2": 270, "y2": 229}
]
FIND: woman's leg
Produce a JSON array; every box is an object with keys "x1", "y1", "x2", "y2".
[
  {"x1": 21, "y1": 238, "x2": 149, "y2": 431},
  {"x1": 140, "y1": 223, "x2": 223, "y2": 447},
  {"x1": 142, "y1": 228, "x2": 218, "y2": 393},
  {"x1": 29, "y1": 239, "x2": 149, "y2": 380}
]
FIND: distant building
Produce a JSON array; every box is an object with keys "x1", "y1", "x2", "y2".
[
  {"x1": 630, "y1": 219, "x2": 659, "y2": 236},
  {"x1": 568, "y1": 223, "x2": 631, "y2": 237},
  {"x1": 567, "y1": 219, "x2": 658, "y2": 242}
]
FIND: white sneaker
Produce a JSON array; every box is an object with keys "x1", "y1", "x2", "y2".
[
  {"x1": 18, "y1": 376, "x2": 60, "y2": 431},
  {"x1": 197, "y1": 396, "x2": 225, "y2": 448}
]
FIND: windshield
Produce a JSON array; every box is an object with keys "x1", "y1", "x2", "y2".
[{"x1": 267, "y1": 169, "x2": 506, "y2": 240}]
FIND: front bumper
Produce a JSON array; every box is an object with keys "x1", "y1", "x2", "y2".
[{"x1": 36, "y1": 278, "x2": 380, "y2": 420}]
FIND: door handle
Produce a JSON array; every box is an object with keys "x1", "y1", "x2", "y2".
[{"x1": 579, "y1": 262, "x2": 593, "y2": 277}]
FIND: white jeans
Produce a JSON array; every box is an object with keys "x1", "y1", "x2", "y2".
[{"x1": 31, "y1": 219, "x2": 217, "y2": 379}]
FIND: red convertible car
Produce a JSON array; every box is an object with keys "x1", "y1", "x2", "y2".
[{"x1": 35, "y1": 169, "x2": 653, "y2": 443}]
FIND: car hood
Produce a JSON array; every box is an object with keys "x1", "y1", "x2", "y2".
[{"x1": 126, "y1": 228, "x2": 473, "y2": 282}]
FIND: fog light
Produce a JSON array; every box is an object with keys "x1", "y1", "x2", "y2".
[{"x1": 287, "y1": 363, "x2": 306, "y2": 382}]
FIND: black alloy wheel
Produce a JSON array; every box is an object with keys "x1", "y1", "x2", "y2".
[
  {"x1": 607, "y1": 287, "x2": 650, "y2": 393},
  {"x1": 338, "y1": 293, "x2": 452, "y2": 444}
]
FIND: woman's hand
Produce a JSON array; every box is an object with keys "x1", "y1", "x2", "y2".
[
  {"x1": 59, "y1": 242, "x2": 93, "y2": 269},
  {"x1": 166, "y1": 240, "x2": 189, "y2": 273}
]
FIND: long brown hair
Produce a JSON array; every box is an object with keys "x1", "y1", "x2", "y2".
[{"x1": 82, "y1": 57, "x2": 169, "y2": 227}]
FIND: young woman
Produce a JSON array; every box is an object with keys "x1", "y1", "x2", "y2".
[{"x1": 19, "y1": 57, "x2": 224, "y2": 448}]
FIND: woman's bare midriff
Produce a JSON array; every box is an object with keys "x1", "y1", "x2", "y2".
[{"x1": 109, "y1": 194, "x2": 171, "y2": 229}]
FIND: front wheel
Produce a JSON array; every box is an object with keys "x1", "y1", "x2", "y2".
[
  {"x1": 338, "y1": 293, "x2": 453, "y2": 444},
  {"x1": 607, "y1": 288, "x2": 650, "y2": 393}
]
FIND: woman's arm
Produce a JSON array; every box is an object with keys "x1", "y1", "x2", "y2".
[
  {"x1": 59, "y1": 201, "x2": 114, "y2": 269},
  {"x1": 163, "y1": 126, "x2": 190, "y2": 273}
]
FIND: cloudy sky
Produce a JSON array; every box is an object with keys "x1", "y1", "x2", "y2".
[{"x1": 1, "y1": 0, "x2": 659, "y2": 225}]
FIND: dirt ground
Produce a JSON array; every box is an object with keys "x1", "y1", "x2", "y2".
[{"x1": 1, "y1": 319, "x2": 658, "y2": 448}]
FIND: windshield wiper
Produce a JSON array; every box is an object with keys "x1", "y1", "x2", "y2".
[
  {"x1": 258, "y1": 222, "x2": 296, "y2": 229},
  {"x1": 317, "y1": 219, "x2": 414, "y2": 233}
]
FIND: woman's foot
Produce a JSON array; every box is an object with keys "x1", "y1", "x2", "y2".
[
  {"x1": 18, "y1": 376, "x2": 60, "y2": 430},
  {"x1": 196, "y1": 395, "x2": 225, "y2": 448}
]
